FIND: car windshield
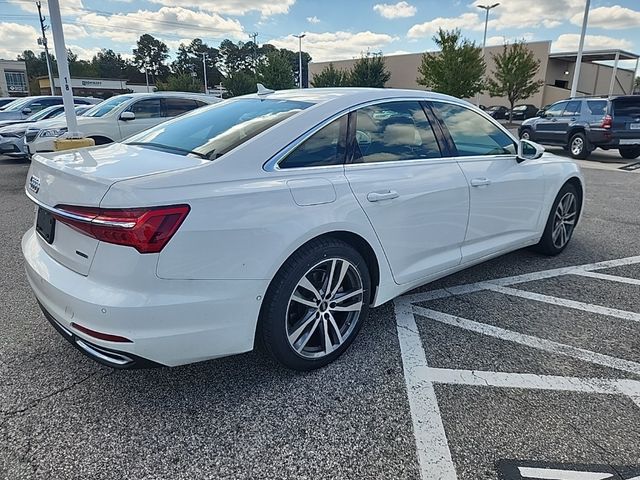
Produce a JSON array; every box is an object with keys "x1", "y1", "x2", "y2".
[
  {"x1": 124, "y1": 98, "x2": 313, "y2": 160},
  {"x1": 26, "y1": 105, "x2": 60, "y2": 121},
  {"x1": 83, "y1": 95, "x2": 133, "y2": 117},
  {"x1": 2, "y1": 97, "x2": 35, "y2": 111}
]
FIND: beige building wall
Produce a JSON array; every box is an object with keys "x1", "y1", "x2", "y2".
[{"x1": 0, "y1": 60, "x2": 29, "y2": 97}]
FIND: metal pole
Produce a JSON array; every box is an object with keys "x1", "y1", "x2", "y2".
[
  {"x1": 202, "y1": 52, "x2": 208, "y2": 94},
  {"x1": 47, "y1": 0, "x2": 80, "y2": 137},
  {"x1": 634, "y1": 58, "x2": 639, "y2": 94},
  {"x1": 294, "y1": 34, "x2": 306, "y2": 89},
  {"x1": 475, "y1": 4, "x2": 499, "y2": 107},
  {"x1": 36, "y1": 2, "x2": 55, "y2": 96},
  {"x1": 570, "y1": 0, "x2": 591, "y2": 98},
  {"x1": 608, "y1": 50, "x2": 620, "y2": 97},
  {"x1": 145, "y1": 66, "x2": 149, "y2": 93}
]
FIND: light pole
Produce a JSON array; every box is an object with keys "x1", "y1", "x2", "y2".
[
  {"x1": 570, "y1": 0, "x2": 591, "y2": 98},
  {"x1": 476, "y1": 3, "x2": 499, "y2": 106},
  {"x1": 201, "y1": 52, "x2": 208, "y2": 94},
  {"x1": 294, "y1": 33, "x2": 306, "y2": 89}
]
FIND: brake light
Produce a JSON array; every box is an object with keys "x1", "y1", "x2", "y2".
[
  {"x1": 601, "y1": 114, "x2": 612, "y2": 129},
  {"x1": 52, "y1": 204, "x2": 190, "y2": 253}
]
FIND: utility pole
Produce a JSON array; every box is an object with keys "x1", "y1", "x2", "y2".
[
  {"x1": 249, "y1": 32, "x2": 258, "y2": 71},
  {"x1": 570, "y1": 0, "x2": 591, "y2": 98},
  {"x1": 294, "y1": 34, "x2": 306, "y2": 89},
  {"x1": 201, "y1": 52, "x2": 208, "y2": 94},
  {"x1": 476, "y1": 3, "x2": 500, "y2": 106},
  {"x1": 36, "y1": 1, "x2": 55, "y2": 95}
]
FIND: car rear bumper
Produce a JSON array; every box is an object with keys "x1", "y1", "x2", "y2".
[
  {"x1": 588, "y1": 129, "x2": 640, "y2": 148},
  {"x1": 22, "y1": 227, "x2": 269, "y2": 367}
]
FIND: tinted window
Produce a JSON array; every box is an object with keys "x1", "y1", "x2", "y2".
[
  {"x1": 612, "y1": 99, "x2": 640, "y2": 118},
  {"x1": 352, "y1": 102, "x2": 441, "y2": 163},
  {"x1": 124, "y1": 98, "x2": 312, "y2": 160},
  {"x1": 165, "y1": 98, "x2": 199, "y2": 117},
  {"x1": 431, "y1": 102, "x2": 516, "y2": 156},
  {"x1": 545, "y1": 102, "x2": 567, "y2": 117},
  {"x1": 587, "y1": 100, "x2": 607, "y2": 116},
  {"x1": 128, "y1": 98, "x2": 162, "y2": 119},
  {"x1": 84, "y1": 95, "x2": 133, "y2": 117},
  {"x1": 564, "y1": 101, "x2": 581, "y2": 116},
  {"x1": 280, "y1": 117, "x2": 345, "y2": 168}
]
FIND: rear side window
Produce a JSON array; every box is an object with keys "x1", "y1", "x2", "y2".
[
  {"x1": 587, "y1": 101, "x2": 607, "y2": 116},
  {"x1": 352, "y1": 101, "x2": 441, "y2": 163},
  {"x1": 164, "y1": 98, "x2": 199, "y2": 117},
  {"x1": 128, "y1": 98, "x2": 162, "y2": 119},
  {"x1": 280, "y1": 116, "x2": 345, "y2": 169},
  {"x1": 612, "y1": 99, "x2": 640, "y2": 118},
  {"x1": 431, "y1": 102, "x2": 516, "y2": 156},
  {"x1": 564, "y1": 101, "x2": 581, "y2": 116}
]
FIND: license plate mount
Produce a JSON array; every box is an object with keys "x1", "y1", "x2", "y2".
[
  {"x1": 36, "y1": 208, "x2": 55, "y2": 244},
  {"x1": 629, "y1": 123, "x2": 640, "y2": 130}
]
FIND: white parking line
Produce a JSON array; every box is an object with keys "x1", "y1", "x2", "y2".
[
  {"x1": 573, "y1": 270, "x2": 640, "y2": 286},
  {"x1": 483, "y1": 284, "x2": 640, "y2": 323},
  {"x1": 395, "y1": 255, "x2": 640, "y2": 480}
]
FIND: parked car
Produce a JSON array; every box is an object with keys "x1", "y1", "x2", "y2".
[
  {"x1": 22, "y1": 87, "x2": 583, "y2": 371},
  {"x1": 0, "y1": 105, "x2": 92, "y2": 157},
  {"x1": 0, "y1": 97, "x2": 16, "y2": 109},
  {"x1": 24, "y1": 92, "x2": 218, "y2": 155},
  {"x1": 511, "y1": 104, "x2": 539, "y2": 121},
  {"x1": 485, "y1": 105, "x2": 510, "y2": 119},
  {"x1": 0, "y1": 96, "x2": 99, "y2": 121},
  {"x1": 519, "y1": 96, "x2": 640, "y2": 159},
  {"x1": 0, "y1": 103, "x2": 87, "y2": 129}
]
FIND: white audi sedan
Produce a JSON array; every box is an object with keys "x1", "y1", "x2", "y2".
[{"x1": 22, "y1": 87, "x2": 584, "y2": 371}]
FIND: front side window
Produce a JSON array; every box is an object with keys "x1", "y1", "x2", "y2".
[
  {"x1": 544, "y1": 102, "x2": 567, "y2": 117},
  {"x1": 279, "y1": 116, "x2": 345, "y2": 169},
  {"x1": 128, "y1": 98, "x2": 162, "y2": 119},
  {"x1": 352, "y1": 101, "x2": 441, "y2": 163},
  {"x1": 431, "y1": 102, "x2": 516, "y2": 157}
]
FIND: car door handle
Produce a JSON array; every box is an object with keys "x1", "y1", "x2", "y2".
[
  {"x1": 470, "y1": 177, "x2": 492, "y2": 187},
  {"x1": 367, "y1": 190, "x2": 399, "y2": 202}
]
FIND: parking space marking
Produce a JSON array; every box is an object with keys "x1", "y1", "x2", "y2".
[
  {"x1": 395, "y1": 255, "x2": 640, "y2": 480},
  {"x1": 483, "y1": 284, "x2": 640, "y2": 323},
  {"x1": 413, "y1": 305, "x2": 640, "y2": 376},
  {"x1": 573, "y1": 270, "x2": 640, "y2": 286}
]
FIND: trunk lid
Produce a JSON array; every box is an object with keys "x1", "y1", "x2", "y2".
[{"x1": 26, "y1": 143, "x2": 207, "y2": 275}]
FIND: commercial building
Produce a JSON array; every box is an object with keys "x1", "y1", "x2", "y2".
[
  {"x1": 0, "y1": 60, "x2": 29, "y2": 97},
  {"x1": 309, "y1": 41, "x2": 639, "y2": 108},
  {"x1": 38, "y1": 76, "x2": 130, "y2": 98}
]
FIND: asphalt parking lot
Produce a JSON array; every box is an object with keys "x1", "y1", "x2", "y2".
[{"x1": 1, "y1": 153, "x2": 639, "y2": 480}]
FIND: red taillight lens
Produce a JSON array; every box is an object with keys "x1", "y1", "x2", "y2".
[
  {"x1": 53, "y1": 204, "x2": 190, "y2": 253},
  {"x1": 71, "y1": 322, "x2": 132, "y2": 343},
  {"x1": 601, "y1": 114, "x2": 612, "y2": 129}
]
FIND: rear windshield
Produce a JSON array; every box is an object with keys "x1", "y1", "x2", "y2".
[
  {"x1": 124, "y1": 98, "x2": 313, "y2": 160},
  {"x1": 612, "y1": 99, "x2": 640, "y2": 118}
]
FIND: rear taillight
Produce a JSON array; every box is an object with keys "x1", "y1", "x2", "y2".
[
  {"x1": 601, "y1": 114, "x2": 612, "y2": 129},
  {"x1": 52, "y1": 204, "x2": 190, "y2": 253}
]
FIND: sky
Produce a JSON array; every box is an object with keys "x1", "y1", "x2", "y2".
[{"x1": 1, "y1": 0, "x2": 639, "y2": 71}]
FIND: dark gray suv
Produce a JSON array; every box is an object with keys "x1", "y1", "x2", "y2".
[{"x1": 518, "y1": 96, "x2": 640, "y2": 160}]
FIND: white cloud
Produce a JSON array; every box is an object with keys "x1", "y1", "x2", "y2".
[
  {"x1": 552, "y1": 34, "x2": 633, "y2": 52},
  {"x1": 407, "y1": 13, "x2": 483, "y2": 38},
  {"x1": 485, "y1": 32, "x2": 535, "y2": 47},
  {"x1": 68, "y1": 45, "x2": 101, "y2": 60},
  {"x1": 147, "y1": 0, "x2": 295, "y2": 16},
  {"x1": 472, "y1": 0, "x2": 585, "y2": 30},
  {"x1": 7, "y1": 0, "x2": 84, "y2": 16},
  {"x1": 0, "y1": 22, "x2": 39, "y2": 60},
  {"x1": 373, "y1": 1, "x2": 417, "y2": 19},
  {"x1": 78, "y1": 7, "x2": 246, "y2": 44},
  {"x1": 307, "y1": 16, "x2": 320, "y2": 24},
  {"x1": 63, "y1": 24, "x2": 89, "y2": 40},
  {"x1": 268, "y1": 31, "x2": 398, "y2": 62},
  {"x1": 571, "y1": 5, "x2": 640, "y2": 30}
]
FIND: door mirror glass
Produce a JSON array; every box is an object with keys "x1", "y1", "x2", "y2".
[
  {"x1": 22, "y1": 107, "x2": 32, "y2": 115},
  {"x1": 518, "y1": 139, "x2": 544, "y2": 161},
  {"x1": 120, "y1": 111, "x2": 135, "y2": 121}
]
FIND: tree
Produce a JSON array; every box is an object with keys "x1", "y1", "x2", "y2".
[
  {"x1": 416, "y1": 29, "x2": 485, "y2": 98},
  {"x1": 133, "y1": 34, "x2": 170, "y2": 83},
  {"x1": 275, "y1": 47, "x2": 312, "y2": 87},
  {"x1": 91, "y1": 49, "x2": 127, "y2": 78},
  {"x1": 486, "y1": 41, "x2": 544, "y2": 123},
  {"x1": 156, "y1": 73, "x2": 201, "y2": 92},
  {"x1": 222, "y1": 70, "x2": 257, "y2": 97},
  {"x1": 172, "y1": 39, "x2": 223, "y2": 90},
  {"x1": 349, "y1": 53, "x2": 390, "y2": 87},
  {"x1": 257, "y1": 52, "x2": 295, "y2": 90},
  {"x1": 67, "y1": 49, "x2": 97, "y2": 77},
  {"x1": 218, "y1": 39, "x2": 257, "y2": 74},
  {"x1": 311, "y1": 63, "x2": 349, "y2": 87}
]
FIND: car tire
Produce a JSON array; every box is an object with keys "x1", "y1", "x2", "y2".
[
  {"x1": 519, "y1": 128, "x2": 532, "y2": 140},
  {"x1": 259, "y1": 238, "x2": 371, "y2": 371},
  {"x1": 619, "y1": 146, "x2": 640, "y2": 159},
  {"x1": 568, "y1": 132, "x2": 589, "y2": 159},
  {"x1": 533, "y1": 183, "x2": 580, "y2": 256}
]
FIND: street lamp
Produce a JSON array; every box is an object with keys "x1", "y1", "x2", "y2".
[
  {"x1": 477, "y1": 3, "x2": 500, "y2": 49},
  {"x1": 570, "y1": 0, "x2": 591, "y2": 98},
  {"x1": 201, "y1": 52, "x2": 208, "y2": 94},
  {"x1": 294, "y1": 33, "x2": 306, "y2": 89}
]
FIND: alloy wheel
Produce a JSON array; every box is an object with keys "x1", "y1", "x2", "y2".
[
  {"x1": 286, "y1": 258, "x2": 364, "y2": 359},
  {"x1": 521, "y1": 130, "x2": 530, "y2": 140},
  {"x1": 552, "y1": 192, "x2": 577, "y2": 249},
  {"x1": 571, "y1": 137, "x2": 584, "y2": 156}
]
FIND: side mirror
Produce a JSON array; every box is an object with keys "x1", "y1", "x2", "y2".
[
  {"x1": 517, "y1": 139, "x2": 545, "y2": 163},
  {"x1": 120, "y1": 111, "x2": 135, "y2": 121},
  {"x1": 22, "y1": 107, "x2": 32, "y2": 115},
  {"x1": 537, "y1": 110, "x2": 546, "y2": 118}
]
